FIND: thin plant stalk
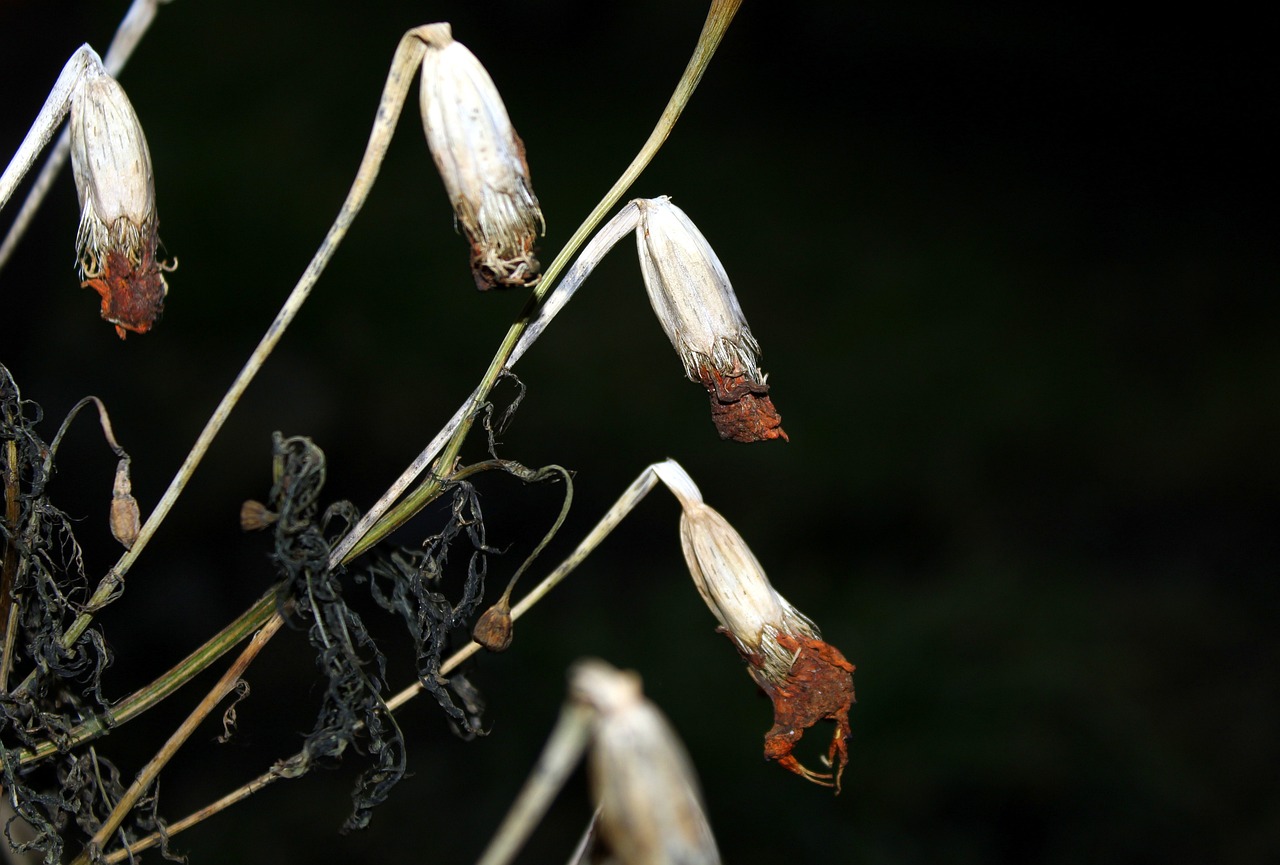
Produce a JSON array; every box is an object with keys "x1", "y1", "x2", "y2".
[
  {"x1": 0, "y1": 436, "x2": 21, "y2": 693},
  {"x1": 1, "y1": 588, "x2": 282, "y2": 770},
  {"x1": 473, "y1": 703, "x2": 595, "y2": 865},
  {"x1": 329, "y1": 0, "x2": 743, "y2": 565},
  {"x1": 0, "y1": 0, "x2": 174, "y2": 272},
  {"x1": 100, "y1": 460, "x2": 669, "y2": 861},
  {"x1": 67, "y1": 611, "x2": 284, "y2": 865},
  {"x1": 333, "y1": 201, "x2": 642, "y2": 564}
]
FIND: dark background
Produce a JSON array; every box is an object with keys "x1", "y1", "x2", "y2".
[{"x1": 1, "y1": 1, "x2": 1276, "y2": 863}]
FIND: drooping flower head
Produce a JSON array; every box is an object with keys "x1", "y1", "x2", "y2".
[
  {"x1": 652, "y1": 460, "x2": 855, "y2": 790},
  {"x1": 69, "y1": 66, "x2": 169, "y2": 338},
  {"x1": 635, "y1": 197, "x2": 786, "y2": 442},
  {"x1": 419, "y1": 23, "x2": 543, "y2": 290}
]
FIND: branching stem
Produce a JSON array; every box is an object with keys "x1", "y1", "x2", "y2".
[{"x1": 100, "y1": 459, "x2": 670, "y2": 861}]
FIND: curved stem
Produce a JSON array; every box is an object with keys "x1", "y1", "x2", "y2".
[{"x1": 2, "y1": 588, "x2": 282, "y2": 770}]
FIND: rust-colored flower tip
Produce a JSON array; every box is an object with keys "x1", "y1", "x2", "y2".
[
  {"x1": 570, "y1": 659, "x2": 721, "y2": 865},
  {"x1": 69, "y1": 68, "x2": 171, "y2": 338},
  {"x1": 419, "y1": 23, "x2": 544, "y2": 290},
  {"x1": 653, "y1": 460, "x2": 853, "y2": 791},
  {"x1": 634, "y1": 197, "x2": 786, "y2": 443},
  {"x1": 472, "y1": 602, "x2": 514, "y2": 652}
]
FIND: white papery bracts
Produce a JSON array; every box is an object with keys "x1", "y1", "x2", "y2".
[
  {"x1": 69, "y1": 62, "x2": 169, "y2": 338},
  {"x1": 418, "y1": 23, "x2": 543, "y2": 290},
  {"x1": 569, "y1": 659, "x2": 721, "y2": 865},
  {"x1": 652, "y1": 460, "x2": 855, "y2": 790},
  {"x1": 635, "y1": 197, "x2": 786, "y2": 442}
]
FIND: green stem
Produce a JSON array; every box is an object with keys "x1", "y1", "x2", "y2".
[{"x1": 2, "y1": 587, "x2": 282, "y2": 770}]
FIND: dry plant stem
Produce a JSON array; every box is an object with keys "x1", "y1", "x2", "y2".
[
  {"x1": 107, "y1": 464, "x2": 666, "y2": 860},
  {"x1": 67, "y1": 611, "x2": 285, "y2": 865},
  {"x1": 334, "y1": 203, "x2": 640, "y2": 565},
  {"x1": 0, "y1": 437, "x2": 21, "y2": 692},
  {"x1": 99, "y1": 769, "x2": 279, "y2": 864},
  {"x1": 0, "y1": 0, "x2": 172, "y2": 272},
  {"x1": 2, "y1": 588, "x2": 282, "y2": 770},
  {"x1": 331, "y1": 0, "x2": 743, "y2": 564},
  {"x1": 11, "y1": 29, "x2": 436, "y2": 697},
  {"x1": 473, "y1": 703, "x2": 595, "y2": 865},
  {"x1": 385, "y1": 462, "x2": 662, "y2": 712}
]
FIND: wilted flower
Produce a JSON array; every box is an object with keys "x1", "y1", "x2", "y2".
[
  {"x1": 419, "y1": 23, "x2": 543, "y2": 290},
  {"x1": 69, "y1": 66, "x2": 169, "y2": 338},
  {"x1": 570, "y1": 659, "x2": 721, "y2": 865},
  {"x1": 652, "y1": 460, "x2": 855, "y2": 790},
  {"x1": 635, "y1": 197, "x2": 786, "y2": 442}
]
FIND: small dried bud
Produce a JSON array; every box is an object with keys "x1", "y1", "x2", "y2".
[
  {"x1": 69, "y1": 67, "x2": 170, "y2": 338},
  {"x1": 109, "y1": 458, "x2": 140, "y2": 549},
  {"x1": 239, "y1": 499, "x2": 278, "y2": 532},
  {"x1": 419, "y1": 23, "x2": 543, "y2": 290},
  {"x1": 653, "y1": 460, "x2": 855, "y2": 790},
  {"x1": 472, "y1": 602, "x2": 514, "y2": 652},
  {"x1": 634, "y1": 197, "x2": 786, "y2": 442},
  {"x1": 570, "y1": 659, "x2": 721, "y2": 865}
]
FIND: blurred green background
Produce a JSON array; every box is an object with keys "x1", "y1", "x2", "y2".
[{"x1": 2, "y1": 1, "x2": 1275, "y2": 863}]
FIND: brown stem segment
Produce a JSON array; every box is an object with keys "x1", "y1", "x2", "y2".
[{"x1": 69, "y1": 612, "x2": 285, "y2": 865}]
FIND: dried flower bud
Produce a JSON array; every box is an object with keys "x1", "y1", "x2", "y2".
[
  {"x1": 652, "y1": 460, "x2": 855, "y2": 790},
  {"x1": 419, "y1": 23, "x2": 543, "y2": 290},
  {"x1": 634, "y1": 197, "x2": 786, "y2": 442},
  {"x1": 69, "y1": 67, "x2": 170, "y2": 338},
  {"x1": 472, "y1": 601, "x2": 513, "y2": 652},
  {"x1": 239, "y1": 499, "x2": 278, "y2": 532},
  {"x1": 109, "y1": 458, "x2": 140, "y2": 549},
  {"x1": 570, "y1": 659, "x2": 721, "y2": 865}
]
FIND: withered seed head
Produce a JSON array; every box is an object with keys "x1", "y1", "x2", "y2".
[
  {"x1": 569, "y1": 659, "x2": 721, "y2": 865},
  {"x1": 69, "y1": 66, "x2": 168, "y2": 338},
  {"x1": 239, "y1": 500, "x2": 278, "y2": 532},
  {"x1": 472, "y1": 602, "x2": 514, "y2": 652},
  {"x1": 109, "y1": 458, "x2": 140, "y2": 549},
  {"x1": 633, "y1": 197, "x2": 786, "y2": 441},
  {"x1": 419, "y1": 23, "x2": 543, "y2": 290}
]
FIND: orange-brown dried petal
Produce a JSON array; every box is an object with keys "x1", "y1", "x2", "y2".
[
  {"x1": 752, "y1": 631, "x2": 855, "y2": 793},
  {"x1": 81, "y1": 247, "x2": 166, "y2": 339},
  {"x1": 698, "y1": 368, "x2": 788, "y2": 443}
]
